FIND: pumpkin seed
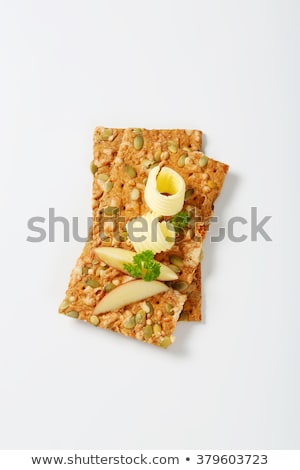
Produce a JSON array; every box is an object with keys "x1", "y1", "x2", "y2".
[
  {"x1": 133, "y1": 128, "x2": 142, "y2": 134},
  {"x1": 178, "y1": 310, "x2": 189, "y2": 321},
  {"x1": 103, "y1": 181, "x2": 113, "y2": 192},
  {"x1": 145, "y1": 301, "x2": 154, "y2": 315},
  {"x1": 143, "y1": 325, "x2": 153, "y2": 340},
  {"x1": 199, "y1": 155, "x2": 209, "y2": 167},
  {"x1": 119, "y1": 231, "x2": 128, "y2": 242},
  {"x1": 100, "y1": 128, "x2": 113, "y2": 140},
  {"x1": 66, "y1": 310, "x2": 79, "y2": 319},
  {"x1": 90, "y1": 161, "x2": 98, "y2": 175},
  {"x1": 184, "y1": 188, "x2": 194, "y2": 200},
  {"x1": 168, "y1": 141, "x2": 178, "y2": 153},
  {"x1": 125, "y1": 164, "x2": 137, "y2": 178},
  {"x1": 82, "y1": 266, "x2": 89, "y2": 275},
  {"x1": 90, "y1": 315, "x2": 99, "y2": 326},
  {"x1": 160, "y1": 336, "x2": 172, "y2": 348},
  {"x1": 177, "y1": 154, "x2": 187, "y2": 167},
  {"x1": 135, "y1": 310, "x2": 146, "y2": 324},
  {"x1": 104, "y1": 282, "x2": 116, "y2": 293},
  {"x1": 172, "y1": 281, "x2": 188, "y2": 291},
  {"x1": 86, "y1": 279, "x2": 100, "y2": 288},
  {"x1": 153, "y1": 324, "x2": 162, "y2": 335},
  {"x1": 165, "y1": 303, "x2": 174, "y2": 314},
  {"x1": 134, "y1": 134, "x2": 144, "y2": 150},
  {"x1": 98, "y1": 173, "x2": 109, "y2": 181},
  {"x1": 104, "y1": 206, "x2": 119, "y2": 216},
  {"x1": 169, "y1": 254, "x2": 183, "y2": 268},
  {"x1": 59, "y1": 298, "x2": 70, "y2": 311},
  {"x1": 123, "y1": 316, "x2": 136, "y2": 329}
]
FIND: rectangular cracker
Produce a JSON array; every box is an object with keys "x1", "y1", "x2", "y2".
[
  {"x1": 59, "y1": 128, "x2": 228, "y2": 346},
  {"x1": 91, "y1": 128, "x2": 205, "y2": 321},
  {"x1": 74, "y1": 128, "x2": 204, "y2": 322},
  {"x1": 91, "y1": 128, "x2": 228, "y2": 320}
]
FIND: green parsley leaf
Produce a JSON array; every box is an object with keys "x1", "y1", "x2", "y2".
[
  {"x1": 170, "y1": 211, "x2": 190, "y2": 233},
  {"x1": 123, "y1": 250, "x2": 161, "y2": 282}
]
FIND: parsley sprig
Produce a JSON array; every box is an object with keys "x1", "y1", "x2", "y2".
[
  {"x1": 170, "y1": 211, "x2": 190, "y2": 233},
  {"x1": 123, "y1": 250, "x2": 161, "y2": 282}
]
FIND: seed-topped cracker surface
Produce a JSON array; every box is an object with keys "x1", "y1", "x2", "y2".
[{"x1": 59, "y1": 127, "x2": 228, "y2": 347}]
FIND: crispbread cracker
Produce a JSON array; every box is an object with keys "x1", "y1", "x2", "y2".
[
  {"x1": 92, "y1": 128, "x2": 205, "y2": 321},
  {"x1": 91, "y1": 128, "x2": 227, "y2": 320},
  {"x1": 65, "y1": 128, "x2": 204, "y2": 323},
  {"x1": 59, "y1": 128, "x2": 228, "y2": 346}
]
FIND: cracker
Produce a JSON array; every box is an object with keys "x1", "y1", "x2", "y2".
[
  {"x1": 91, "y1": 128, "x2": 228, "y2": 321},
  {"x1": 66, "y1": 128, "x2": 204, "y2": 322},
  {"x1": 59, "y1": 128, "x2": 228, "y2": 346}
]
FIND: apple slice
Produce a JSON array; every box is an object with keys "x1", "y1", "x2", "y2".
[
  {"x1": 94, "y1": 279, "x2": 169, "y2": 314},
  {"x1": 94, "y1": 247, "x2": 178, "y2": 281}
]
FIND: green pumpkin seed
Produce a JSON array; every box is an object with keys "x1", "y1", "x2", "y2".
[
  {"x1": 98, "y1": 173, "x2": 109, "y2": 181},
  {"x1": 104, "y1": 282, "x2": 116, "y2": 293},
  {"x1": 143, "y1": 325, "x2": 153, "y2": 340},
  {"x1": 134, "y1": 134, "x2": 144, "y2": 150},
  {"x1": 165, "y1": 303, "x2": 174, "y2": 314},
  {"x1": 124, "y1": 164, "x2": 137, "y2": 178},
  {"x1": 66, "y1": 310, "x2": 79, "y2": 319},
  {"x1": 177, "y1": 154, "x2": 187, "y2": 168},
  {"x1": 153, "y1": 324, "x2": 161, "y2": 335},
  {"x1": 145, "y1": 301, "x2": 154, "y2": 315},
  {"x1": 123, "y1": 316, "x2": 136, "y2": 329},
  {"x1": 169, "y1": 254, "x2": 183, "y2": 268},
  {"x1": 104, "y1": 206, "x2": 119, "y2": 216},
  {"x1": 119, "y1": 231, "x2": 128, "y2": 242},
  {"x1": 59, "y1": 298, "x2": 70, "y2": 311},
  {"x1": 86, "y1": 279, "x2": 100, "y2": 288},
  {"x1": 90, "y1": 161, "x2": 98, "y2": 175},
  {"x1": 184, "y1": 188, "x2": 194, "y2": 200},
  {"x1": 168, "y1": 141, "x2": 178, "y2": 153},
  {"x1": 103, "y1": 181, "x2": 113, "y2": 192},
  {"x1": 100, "y1": 128, "x2": 113, "y2": 140},
  {"x1": 135, "y1": 310, "x2": 146, "y2": 324},
  {"x1": 178, "y1": 310, "x2": 189, "y2": 321},
  {"x1": 82, "y1": 266, "x2": 89, "y2": 275},
  {"x1": 199, "y1": 155, "x2": 209, "y2": 167},
  {"x1": 90, "y1": 315, "x2": 99, "y2": 326},
  {"x1": 133, "y1": 128, "x2": 142, "y2": 134},
  {"x1": 172, "y1": 281, "x2": 188, "y2": 291},
  {"x1": 160, "y1": 336, "x2": 172, "y2": 348}
]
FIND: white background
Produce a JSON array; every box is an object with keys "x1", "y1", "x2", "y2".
[{"x1": 0, "y1": 0, "x2": 299, "y2": 450}]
